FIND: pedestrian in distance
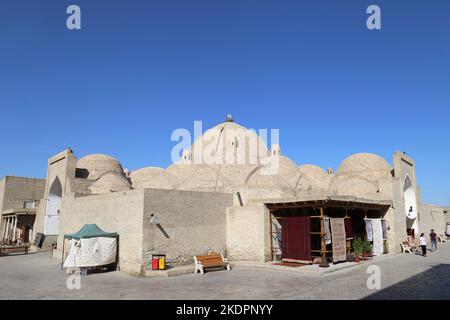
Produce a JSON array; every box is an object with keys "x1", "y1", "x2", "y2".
[
  {"x1": 430, "y1": 229, "x2": 437, "y2": 252},
  {"x1": 419, "y1": 233, "x2": 427, "y2": 257}
]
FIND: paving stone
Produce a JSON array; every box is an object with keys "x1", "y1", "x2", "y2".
[{"x1": 0, "y1": 243, "x2": 449, "y2": 299}]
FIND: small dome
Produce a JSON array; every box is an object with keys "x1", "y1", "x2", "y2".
[
  {"x1": 129, "y1": 167, "x2": 165, "y2": 189},
  {"x1": 213, "y1": 164, "x2": 258, "y2": 187},
  {"x1": 141, "y1": 171, "x2": 178, "y2": 190},
  {"x1": 176, "y1": 166, "x2": 234, "y2": 192},
  {"x1": 240, "y1": 169, "x2": 296, "y2": 201},
  {"x1": 328, "y1": 153, "x2": 393, "y2": 199},
  {"x1": 90, "y1": 173, "x2": 131, "y2": 194},
  {"x1": 276, "y1": 156, "x2": 300, "y2": 183},
  {"x1": 292, "y1": 164, "x2": 331, "y2": 194},
  {"x1": 166, "y1": 163, "x2": 203, "y2": 181},
  {"x1": 328, "y1": 175, "x2": 392, "y2": 199},
  {"x1": 76, "y1": 154, "x2": 124, "y2": 180},
  {"x1": 336, "y1": 153, "x2": 392, "y2": 180},
  {"x1": 245, "y1": 168, "x2": 294, "y2": 191}
]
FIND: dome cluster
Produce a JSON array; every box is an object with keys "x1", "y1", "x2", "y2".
[
  {"x1": 74, "y1": 122, "x2": 394, "y2": 201},
  {"x1": 76, "y1": 154, "x2": 131, "y2": 194}
]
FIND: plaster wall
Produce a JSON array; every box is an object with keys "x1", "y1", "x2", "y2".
[
  {"x1": 418, "y1": 204, "x2": 448, "y2": 236},
  {"x1": 55, "y1": 190, "x2": 145, "y2": 275},
  {"x1": 226, "y1": 203, "x2": 270, "y2": 262}
]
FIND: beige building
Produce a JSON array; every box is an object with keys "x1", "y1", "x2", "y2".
[
  {"x1": 0, "y1": 176, "x2": 46, "y2": 244},
  {"x1": 3, "y1": 117, "x2": 449, "y2": 275}
]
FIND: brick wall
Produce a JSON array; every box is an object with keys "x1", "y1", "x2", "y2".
[{"x1": 142, "y1": 188, "x2": 233, "y2": 267}]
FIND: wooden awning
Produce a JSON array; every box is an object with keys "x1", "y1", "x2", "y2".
[
  {"x1": 265, "y1": 198, "x2": 392, "y2": 211},
  {"x1": 2, "y1": 208, "x2": 37, "y2": 217}
]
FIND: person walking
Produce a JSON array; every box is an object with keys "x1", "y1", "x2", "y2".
[
  {"x1": 419, "y1": 233, "x2": 427, "y2": 257},
  {"x1": 430, "y1": 229, "x2": 437, "y2": 252}
]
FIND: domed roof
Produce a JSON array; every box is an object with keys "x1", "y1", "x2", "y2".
[
  {"x1": 176, "y1": 166, "x2": 234, "y2": 192},
  {"x1": 298, "y1": 164, "x2": 330, "y2": 179},
  {"x1": 336, "y1": 153, "x2": 392, "y2": 179},
  {"x1": 328, "y1": 175, "x2": 391, "y2": 199},
  {"x1": 190, "y1": 121, "x2": 269, "y2": 165},
  {"x1": 76, "y1": 154, "x2": 124, "y2": 180},
  {"x1": 212, "y1": 164, "x2": 258, "y2": 187},
  {"x1": 276, "y1": 156, "x2": 300, "y2": 183},
  {"x1": 141, "y1": 171, "x2": 179, "y2": 190},
  {"x1": 166, "y1": 163, "x2": 204, "y2": 181},
  {"x1": 245, "y1": 168, "x2": 294, "y2": 191},
  {"x1": 89, "y1": 173, "x2": 132, "y2": 194},
  {"x1": 328, "y1": 153, "x2": 393, "y2": 199},
  {"x1": 239, "y1": 168, "x2": 296, "y2": 201},
  {"x1": 129, "y1": 167, "x2": 165, "y2": 189},
  {"x1": 291, "y1": 164, "x2": 331, "y2": 193}
]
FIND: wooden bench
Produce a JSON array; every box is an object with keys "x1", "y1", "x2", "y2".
[
  {"x1": 400, "y1": 241, "x2": 412, "y2": 253},
  {"x1": 0, "y1": 245, "x2": 29, "y2": 256},
  {"x1": 194, "y1": 252, "x2": 231, "y2": 274}
]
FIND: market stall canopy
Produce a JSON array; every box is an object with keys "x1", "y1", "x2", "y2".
[{"x1": 64, "y1": 224, "x2": 117, "y2": 239}]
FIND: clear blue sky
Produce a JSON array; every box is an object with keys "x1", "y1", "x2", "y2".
[{"x1": 0, "y1": 1, "x2": 449, "y2": 205}]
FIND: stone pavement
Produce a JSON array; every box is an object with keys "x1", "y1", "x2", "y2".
[{"x1": 1, "y1": 243, "x2": 449, "y2": 299}]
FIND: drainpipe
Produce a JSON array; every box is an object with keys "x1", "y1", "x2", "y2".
[{"x1": 235, "y1": 192, "x2": 243, "y2": 206}]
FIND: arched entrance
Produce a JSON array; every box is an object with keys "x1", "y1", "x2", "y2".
[
  {"x1": 44, "y1": 177, "x2": 62, "y2": 235},
  {"x1": 404, "y1": 175, "x2": 418, "y2": 236}
]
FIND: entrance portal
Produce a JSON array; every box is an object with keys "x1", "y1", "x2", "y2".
[
  {"x1": 404, "y1": 175, "x2": 418, "y2": 236},
  {"x1": 44, "y1": 177, "x2": 62, "y2": 235}
]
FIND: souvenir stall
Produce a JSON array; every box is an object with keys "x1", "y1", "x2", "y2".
[
  {"x1": 267, "y1": 198, "x2": 391, "y2": 266},
  {"x1": 62, "y1": 224, "x2": 118, "y2": 274}
]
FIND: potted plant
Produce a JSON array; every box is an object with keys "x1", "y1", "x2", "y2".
[
  {"x1": 352, "y1": 237, "x2": 363, "y2": 263},
  {"x1": 362, "y1": 239, "x2": 372, "y2": 260}
]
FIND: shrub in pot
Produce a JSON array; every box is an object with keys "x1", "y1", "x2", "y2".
[
  {"x1": 353, "y1": 237, "x2": 363, "y2": 263},
  {"x1": 362, "y1": 239, "x2": 372, "y2": 260}
]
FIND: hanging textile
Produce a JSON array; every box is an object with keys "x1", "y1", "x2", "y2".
[
  {"x1": 330, "y1": 218, "x2": 346, "y2": 263},
  {"x1": 323, "y1": 216, "x2": 332, "y2": 245},
  {"x1": 281, "y1": 216, "x2": 311, "y2": 262},
  {"x1": 344, "y1": 218, "x2": 353, "y2": 240},
  {"x1": 365, "y1": 219, "x2": 373, "y2": 241},
  {"x1": 371, "y1": 219, "x2": 384, "y2": 256},
  {"x1": 381, "y1": 219, "x2": 388, "y2": 240},
  {"x1": 63, "y1": 237, "x2": 117, "y2": 268}
]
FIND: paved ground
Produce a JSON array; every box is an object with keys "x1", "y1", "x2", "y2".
[{"x1": 1, "y1": 243, "x2": 450, "y2": 299}]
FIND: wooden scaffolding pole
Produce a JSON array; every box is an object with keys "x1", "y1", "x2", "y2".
[
  {"x1": 269, "y1": 210, "x2": 273, "y2": 262},
  {"x1": 345, "y1": 208, "x2": 351, "y2": 253},
  {"x1": 319, "y1": 207, "x2": 326, "y2": 260}
]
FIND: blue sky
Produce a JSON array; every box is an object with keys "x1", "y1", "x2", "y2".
[{"x1": 0, "y1": 0, "x2": 449, "y2": 205}]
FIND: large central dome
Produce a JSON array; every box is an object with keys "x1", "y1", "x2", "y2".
[{"x1": 190, "y1": 121, "x2": 270, "y2": 165}]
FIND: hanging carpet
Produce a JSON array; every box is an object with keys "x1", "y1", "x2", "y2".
[
  {"x1": 365, "y1": 219, "x2": 373, "y2": 241},
  {"x1": 281, "y1": 216, "x2": 311, "y2": 262},
  {"x1": 323, "y1": 216, "x2": 332, "y2": 245},
  {"x1": 344, "y1": 218, "x2": 353, "y2": 240},
  {"x1": 371, "y1": 219, "x2": 384, "y2": 256},
  {"x1": 381, "y1": 219, "x2": 388, "y2": 240},
  {"x1": 330, "y1": 218, "x2": 346, "y2": 263}
]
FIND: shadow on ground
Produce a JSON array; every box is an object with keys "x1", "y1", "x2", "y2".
[{"x1": 364, "y1": 264, "x2": 450, "y2": 300}]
